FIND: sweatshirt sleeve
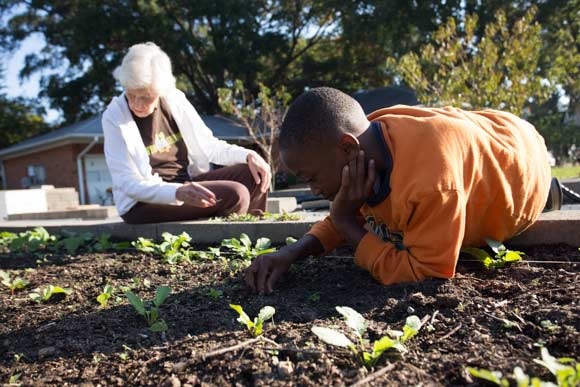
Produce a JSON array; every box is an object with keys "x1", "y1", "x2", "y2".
[
  {"x1": 355, "y1": 190, "x2": 466, "y2": 284},
  {"x1": 102, "y1": 114, "x2": 183, "y2": 205}
]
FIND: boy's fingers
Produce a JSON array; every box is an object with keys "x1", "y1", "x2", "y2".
[
  {"x1": 244, "y1": 261, "x2": 258, "y2": 292},
  {"x1": 357, "y1": 151, "x2": 365, "y2": 181},
  {"x1": 256, "y1": 259, "x2": 270, "y2": 295},
  {"x1": 341, "y1": 165, "x2": 350, "y2": 189}
]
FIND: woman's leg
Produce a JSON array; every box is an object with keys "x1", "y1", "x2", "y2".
[
  {"x1": 192, "y1": 164, "x2": 268, "y2": 213},
  {"x1": 121, "y1": 180, "x2": 252, "y2": 224}
]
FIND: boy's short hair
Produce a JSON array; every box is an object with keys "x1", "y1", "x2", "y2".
[{"x1": 279, "y1": 87, "x2": 366, "y2": 150}]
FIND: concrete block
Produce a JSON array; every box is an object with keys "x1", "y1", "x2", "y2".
[
  {"x1": 269, "y1": 187, "x2": 312, "y2": 198},
  {"x1": 508, "y1": 210, "x2": 580, "y2": 246},
  {"x1": 266, "y1": 197, "x2": 298, "y2": 213},
  {"x1": 301, "y1": 199, "x2": 330, "y2": 210}
]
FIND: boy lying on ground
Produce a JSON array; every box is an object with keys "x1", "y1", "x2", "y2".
[{"x1": 245, "y1": 87, "x2": 556, "y2": 294}]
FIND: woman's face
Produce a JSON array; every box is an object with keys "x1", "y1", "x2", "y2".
[{"x1": 126, "y1": 88, "x2": 159, "y2": 117}]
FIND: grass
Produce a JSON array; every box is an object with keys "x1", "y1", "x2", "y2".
[{"x1": 551, "y1": 165, "x2": 580, "y2": 180}]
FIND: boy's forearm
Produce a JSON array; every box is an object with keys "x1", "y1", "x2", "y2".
[
  {"x1": 331, "y1": 217, "x2": 367, "y2": 249},
  {"x1": 287, "y1": 234, "x2": 324, "y2": 262}
]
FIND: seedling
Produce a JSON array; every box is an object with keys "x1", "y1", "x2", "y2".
[
  {"x1": 132, "y1": 237, "x2": 157, "y2": 253},
  {"x1": 125, "y1": 286, "x2": 171, "y2": 332},
  {"x1": 9, "y1": 227, "x2": 55, "y2": 253},
  {"x1": 96, "y1": 285, "x2": 115, "y2": 308},
  {"x1": 230, "y1": 304, "x2": 276, "y2": 337},
  {"x1": 157, "y1": 232, "x2": 192, "y2": 264},
  {"x1": 311, "y1": 306, "x2": 422, "y2": 368},
  {"x1": 29, "y1": 285, "x2": 72, "y2": 303},
  {"x1": 92, "y1": 233, "x2": 131, "y2": 252},
  {"x1": 461, "y1": 238, "x2": 524, "y2": 269},
  {"x1": 208, "y1": 288, "x2": 223, "y2": 300},
  {"x1": 0, "y1": 270, "x2": 29, "y2": 295},
  {"x1": 56, "y1": 232, "x2": 93, "y2": 255},
  {"x1": 221, "y1": 233, "x2": 276, "y2": 261},
  {"x1": 286, "y1": 236, "x2": 298, "y2": 245},
  {"x1": 308, "y1": 292, "x2": 321, "y2": 302},
  {"x1": 467, "y1": 347, "x2": 579, "y2": 387}
]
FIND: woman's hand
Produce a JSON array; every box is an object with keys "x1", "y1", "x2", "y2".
[
  {"x1": 175, "y1": 182, "x2": 217, "y2": 207},
  {"x1": 247, "y1": 151, "x2": 271, "y2": 193}
]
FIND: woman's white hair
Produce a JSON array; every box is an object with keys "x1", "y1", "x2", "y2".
[{"x1": 113, "y1": 42, "x2": 176, "y2": 96}]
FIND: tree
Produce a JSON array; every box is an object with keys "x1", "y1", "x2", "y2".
[
  {"x1": 218, "y1": 80, "x2": 290, "y2": 190},
  {"x1": 0, "y1": 0, "x2": 334, "y2": 123},
  {"x1": 387, "y1": 7, "x2": 557, "y2": 116}
]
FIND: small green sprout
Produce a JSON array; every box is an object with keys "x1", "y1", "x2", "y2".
[
  {"x1": 9, "y1": 227, "x2": 56, "y2": 253},
  {"x1": 8, "y1": 372, "x2": 22, "y2": 385},
  {"x1": 157, "y1": 232, "x2": 192, "y2": 264},
  {"x1": 0, "y1": 270, "x2": 29, "y2": 295},
  {"x1": 230, "y1": 304, "x2": 276, "y2": 337},
  {"x1": 467, "y1": 367, "x2": 509, "y2": 386},
  {"x1": 540, "y1": 319, "x2": 561, "y2": 333},
  {"x1": 467, "y1": 348, "x2": 579, "y2": 387},
  {"x1": 221, "y1": 233, "x2": 276, "y2": 260},
  {"x1": 132, "y1": 237, "x2": 157, "y2": 253},
  {"x1": 96, "y1": 285, "x2": 115, "y2": 308},
  {"x1": 311, "y1": 306, "x2": 422, "y2": 369},
  {"x1": 308, "y1": 292, "x2": 321, "y2": 302},
  {"x1": 461, "y1": 238, "x2": 524, "y2": 269},
  {"x1": 125, "y1": 286, "x2": 171, "y2": 332},
  {"x1": 29, "y1": 285, "x2": 72, "y2": 303},
  {"x1": 57, "y1": 232, "x2": 93, "y2": 255},
  {"x1": 286, "y1": 236, "x2": 298, "y2": 245},
  {"x1": 208, "y1": 289, "x2": 223, "y2": 300}
]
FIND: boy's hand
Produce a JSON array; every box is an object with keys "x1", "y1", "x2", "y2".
[
  {"x1": 245, "y1": 250, "x2": 296, "y2": 294},
  {"x1": 246, "y1": 151, "x2": 271, "y2": 193},
  {"x1": 331, "y1": 150, "x2": 375, "y2": 245},
  {"x1": 176, "y1": 182, "x2": 217, "y2": 207}
]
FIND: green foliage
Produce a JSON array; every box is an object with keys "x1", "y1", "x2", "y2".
[
  {"x1": 211, "y1": 212, "x2": 301, "y2": 222},
  {"x1": 29, "y1": 285, "x2": 72, "y2": 303},
  {"x1": 218, "y1": 80, "x2": 291, "y2": 190},
  {"x1": 96, "y1": 285, "x2": 115, "y2": 308},
  {"x1": 207, "y1": 288, "x2": 223, "y2": 300},
  {"x1": 230, "y1": 304, "x2": 276, "y2": 337},
  {"x1": 132, "y1": 232, "x2": 194, "y2": 264},
  {"x1": 388, "y1": 7, "x2": 556, "y2": 116},
  {"x1": 468, "y1": 348, "x2": 579, "y2": 387},
  {"x1": 57, "y1": 232, "x2": 93, "y2": 255},
  {"x1": 0, "y1": 227, "x2": 56, "y2": 253},
  {"x1": 311, "y1": 306, "x2": 422, "y2": 369},
  {"x1": 221, "y1": 233, "x2": 276, "y2": 261},
  {"x1": 461, "y1": 239, "x2": 524, "y2": 269},
  {"x1": 0, "y1": 270, "x2": 29, "y2": 295},
  {"x1": 125, "y1": 286, "x2": 171, "y2": 332}
]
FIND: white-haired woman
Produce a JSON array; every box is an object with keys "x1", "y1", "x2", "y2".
[{"x1": 102, "y1": 42, "x2": 270, "y2": 223}]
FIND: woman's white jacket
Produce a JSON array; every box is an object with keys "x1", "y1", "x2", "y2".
[{"x1": 102, "y1": 88, "x2": 251, "y2": 215}]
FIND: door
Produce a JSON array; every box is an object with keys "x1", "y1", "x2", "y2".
[{"x1": 84, "y1": 154, "x2": 114, "y2": 205}]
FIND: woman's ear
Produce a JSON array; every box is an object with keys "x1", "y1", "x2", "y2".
[{"x1": 339, "y1": 133, "x2": 360, "y2": 160}]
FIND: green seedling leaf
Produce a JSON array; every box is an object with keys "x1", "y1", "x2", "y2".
[
  {"x1": 286, "y1": 236, "x2": 298, "y2": 245},
  {"x1": 485, "y1": 238, "x2": 506, "y2": 255},
  {"x1": 97, "y1": 285, "x2": 114, "y2": 308},
  {"x1": 149, "y1": 319, "x2": 168, "y2": 332},
  {"x1": 373, "y1": 335, "x2": 397, "y2": 353},
  {"x1": 312, "y1": 327, "x2": 354, "y2": 348},
  {"x1": 402, "y1": 315, "x2": 422, "y2": 342},
  {"x1": 125, "y1": 291, "x2": 146, "y2": 315},
  {"x1": 467, "y1": 367, "x2": 509, "y2": 386},
  {"x1": 208, "y1": 288, "x2": 223, "y2": 299},
  {"x1": 503, "y1": 250, "x2": 524, "y2": 262},
  {"x1": 240, "y1": 233, "x2": 252, "y2": 249},
  {"x1": 513, "y1": 367, "x2": 530, "y2": 387},
  {"x1": 257, "y1": 306, "x2": 276, "y2": 322},
  {"x1": 533, "y1": 347, "x2": 575, "y2": 381},
  {"x1": 29, "y1": 285, "x2": 72, "y2": 303},
  {"x1": 255, "y1": 237, "x2": 272, "y2": 251},
  {"x1": 230, "y1": 304, "x2": 253, "y2": 327},
  {"x1": 153, "y1": 286, "x2": 171, "y2": 307},
  {"x1": 336, "y1": 306, "x2": 367, "y2": 338}
]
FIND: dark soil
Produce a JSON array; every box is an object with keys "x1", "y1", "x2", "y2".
[{"x1": 1, "y1": 244, "x2": 579, "y2": 386}]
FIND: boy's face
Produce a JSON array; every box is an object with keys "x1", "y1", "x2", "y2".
[{"x1": 281, "y1": 142, "x2": 350, "y2": 201}]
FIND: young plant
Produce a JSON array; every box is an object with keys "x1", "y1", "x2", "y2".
[
  {"x1": 29, "y1": 285, "x2": 72, "y2": 303},
  {"x1": 92, "y1": 233, "x2": 131, "y2": 252},
  {"x1": 467, "y1": 347, "x2": 579, "y2": 387},
  {"x1": 461, "y1": 238, "x2": 524, "y2": 269},
  {"x1": 9, "y1": 227, "x2": 55, "y2": 252},
  {"x1": 125, "y1": 286, "x2": 171, "y2": 332},
  {"x1": 156, "y1": 232, "x2": 192, "y2": 264},
  {"x1": 230, "y1": 304, "x2": 276, "y2": 337},
  {"x1": 221, "y1": 233, "x2": 276, "y2": 261},
  {"x1": 0, "y1": 270, "x2": 29, "y2": 295},
  {"x1": 96, "y1": 285, "x2": 115, "y2": 308},
  {"x1": 208, "y1": 288, "x2": 223, "y2": 300},
  {"x1": 56, "y1": 232, "x2": 93, "y2": 255},
  {"x1": 189, "y1": 247, "x2": 221, "y2": 261},
  {"x1": 311, "y1": 306, "x2": 422, "y2": 368},
  {"x1": 132, "y1": 237, "x2": 157, "y2": 253}
]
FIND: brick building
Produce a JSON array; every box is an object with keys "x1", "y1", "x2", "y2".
[{"x1": 0, "y1": 114, "x2": 252, "y2": 205}]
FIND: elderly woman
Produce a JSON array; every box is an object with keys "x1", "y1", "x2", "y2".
[{"x1": 102, "y1": 42, "x2": 270, "y2": 223}]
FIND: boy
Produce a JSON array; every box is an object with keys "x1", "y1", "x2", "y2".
[{"x1": 245, "y1": 87, "x2": 554, "y2": 294}]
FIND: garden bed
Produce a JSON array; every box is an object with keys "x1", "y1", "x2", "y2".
[{"x1": 1, "y1": 243, "x2": 579, "y2": 386}]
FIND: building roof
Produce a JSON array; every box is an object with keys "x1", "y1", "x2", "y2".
[
  {"x1": 353, "y1": 86, "x2": 419, "y2": 114},
  {"x1": 0, "y1": 113, "x2": 251, "y2": 160}
]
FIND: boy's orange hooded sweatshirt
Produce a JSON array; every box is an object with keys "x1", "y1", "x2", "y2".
[{"x1": 307, "y1": 106, "x2": 551, "y2": 285}]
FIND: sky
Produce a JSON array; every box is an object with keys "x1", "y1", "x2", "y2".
[{"x1": 3, "y1": 33, "x2": 60, "y2": 123}]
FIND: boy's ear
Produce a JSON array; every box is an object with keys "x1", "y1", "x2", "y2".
[{"x1": 338, "y1": 133, "x2": 360, "y2": 159}]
